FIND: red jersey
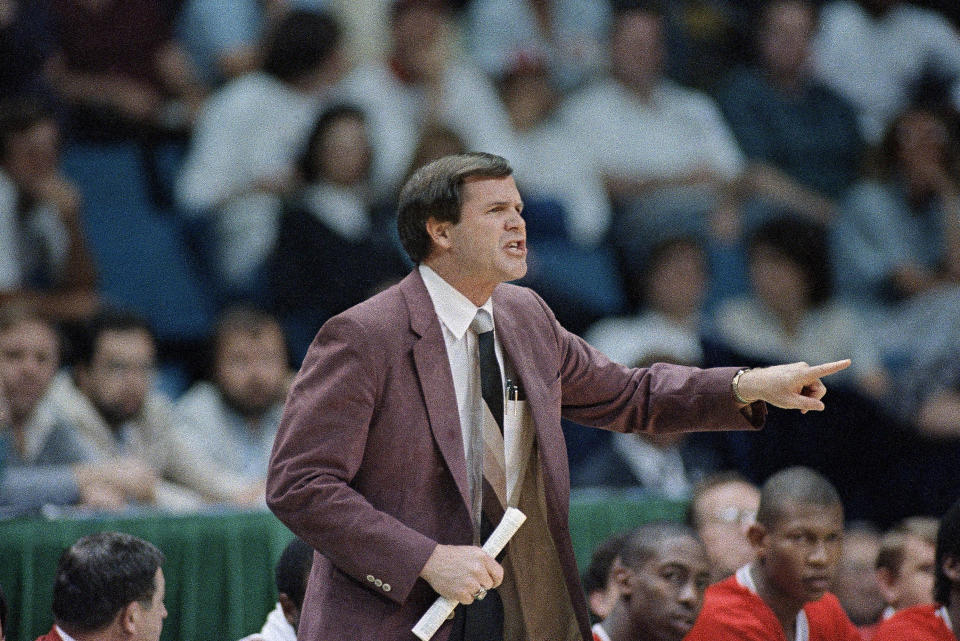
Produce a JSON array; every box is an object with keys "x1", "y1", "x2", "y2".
[
  {"x1": 871, "y1": 604, "x2": 956, "y2": 641},
  {"x1": 685, "y1": 565, "x2": 862, "y2": 641}
]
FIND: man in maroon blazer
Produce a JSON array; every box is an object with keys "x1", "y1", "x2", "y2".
[{"x1": 266, "y1": 152, "x2": 850, "y2": 641}]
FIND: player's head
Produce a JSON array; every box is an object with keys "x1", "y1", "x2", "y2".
[
  {"x1": 748, "y1": 467, "x2": 844, "y2": 605},
  {"x1": 607, "y1": 521, "x2": 710, "y2": 641}
]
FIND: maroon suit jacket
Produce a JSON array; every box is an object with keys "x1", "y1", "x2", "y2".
[{"x1": 266, "y1": 270, "x2": 763, "y2": 640}]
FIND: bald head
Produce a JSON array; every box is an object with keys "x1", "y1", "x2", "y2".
[{"x1": 756, "y1": 467, "x2": 842, "y2": 529}]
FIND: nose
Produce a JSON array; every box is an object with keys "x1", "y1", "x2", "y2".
[
  {"x1": 678, "y1": 580, "x2": 698, "y2": 607},
  {"x1": 808, "y1": 541, "x2": 829, "y2": 566},
  {"x1": 506, "y1": 207, "x2": 525, "y2": 231}
]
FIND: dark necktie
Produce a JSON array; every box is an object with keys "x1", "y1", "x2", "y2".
[{"x1": 470, "y1": 309, "x2": 503, "y2": 433}]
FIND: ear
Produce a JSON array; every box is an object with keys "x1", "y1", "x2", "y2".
[
  {"x1": 278, "y1": 592, "x2": 299, "y2": 627},
  {"x1": 746, "y1": 523, "x2": 768, "y2": 558},
  {"x1": 119, "y1": 601, "x2": 139, "y2": 634},
  {"x1": 609, "y1": 557, "x2": 633, "y2": 595},
  {"x1": 425, "y1": 217, "x2": 454, "y2": 252},
  {"x1": 942, "y1": 555, "x2": 960, "y2": 584},
  {"x1": 875, "y1": 567, "x2": 899, "y2": 604}
]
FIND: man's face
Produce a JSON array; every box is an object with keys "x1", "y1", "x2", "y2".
[
  {"x1": 755, "y1": 501, "x2": 845, "y2": 605},
  {"x1": 694, "y1": 481, "x2": 760, "y2": 579},
  {"x1": 890, "y1": 535, "x2": 936, "y2": 609},
  {"x1": 759, "y1": 2, "x2": 814, "y2": 78},
  {"x1": 619, "y1": 536, "x2": 712, "y2": 641},
  {"x1": 81, "y1": 329, "x2": 155, "y2": 426},
  {"x1": 0, "y1": 320, "x2": 59, "y2": 424},
  {"x1": 2, "y1": 119, "x2": 59, "y2": 188},
  {"x1": 833, "y1": 529, "x2": 884, "y2": 624},
  {"x1": 433, "y1": 175, "x2": 527, "y2": 301},
  {"x1": 611, "y1": 11, "x2": 664, "y2": 92},
  {"x1": 214, "y1": 325, "x2": 287, "y2": 419},
  {"x1": 134, "y1": 569, "x2": 167, "y2": 641}
]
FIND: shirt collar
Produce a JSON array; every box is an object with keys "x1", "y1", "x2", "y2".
[
  {"x1": 55, "y1": 625, "x2": 78, "y2": 641},
  {"x1": 937, "y1": 605, "x2": 954, "y2": 631},
  {"x1": 419, "y1": 264, "x2": 494, "y2": 340}
]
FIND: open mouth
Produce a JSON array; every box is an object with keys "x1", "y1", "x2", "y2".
[{"x1": 505, "y1": 239, "x2": 526, "y2": 254}]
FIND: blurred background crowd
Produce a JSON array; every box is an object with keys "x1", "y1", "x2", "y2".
[{"x1": 4, "y1": 0, "x2": 960, "y2": 571}]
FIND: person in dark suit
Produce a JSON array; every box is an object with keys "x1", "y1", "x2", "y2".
[{"x1": 265, "y1": 152, "x2": 850, "y2": 641}]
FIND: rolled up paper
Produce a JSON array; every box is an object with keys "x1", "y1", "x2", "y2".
[{"x1": 412, "y1": 507, "x2": 527, "y2": 641}]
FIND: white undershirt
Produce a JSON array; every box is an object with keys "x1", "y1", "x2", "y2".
[
  {"x1": 418, "y1": 264, "x2": 505, "y2": 463},
  {"x1": 737, "y1": 564, "x2": 810, "y2": 641}
]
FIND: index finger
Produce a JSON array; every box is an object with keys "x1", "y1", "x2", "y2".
[{"x1": 806, "y1": 359, "x2": 852, "y2": 379}]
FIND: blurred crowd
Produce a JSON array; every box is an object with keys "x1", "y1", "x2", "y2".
[{"x1": 4, "y1": 0, "x2": 960, "y2": 535}]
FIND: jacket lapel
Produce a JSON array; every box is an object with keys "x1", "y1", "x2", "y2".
[{"x1": 402, "y1": 272, "x2": 472, "y2": 512}]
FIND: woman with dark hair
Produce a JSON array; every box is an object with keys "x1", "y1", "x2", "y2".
[
  {"x1": 269, "y1": 104, "x2": 406, "y2": 361},
  {"x1": 713, "y1": 215, "x2": 888, "y2": 397},
  {"x1": 832, "y1": 106, "x2": 960, "y2": 304}
]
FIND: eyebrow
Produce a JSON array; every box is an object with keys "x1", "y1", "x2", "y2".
[{"x1": 485, "y1": 200, "x2": 523, "y2": 210}]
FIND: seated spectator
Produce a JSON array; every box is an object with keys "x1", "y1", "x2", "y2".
[
  {"x1": 686, "y1": 471, "x2": 760, "y2": 582},
  {"x1": 591, "y1": 521, "x2": 711, "y2": 641},
  {"x1": 44, "y1": 0, "x2": 205, "y2": 141},
  {"x1": 0, "y1": 100, "x2": 99, "y2": 323},
  {"x1": 812, "y1": 0, "x2": 960, "y2": 143},
  {"x1": 0, "y1": 304, "x2": 149, "y2": 514},
  {"x1": 335, "y1": 0, "x2": 516, "y2": 202},
  {"x1": 871, "y1": 498, "x2": 960, "y2": 641},
  {"x1": 238, "y1": 537, "x2": 314, "y2": 641},
  {"x1": 465, "y1": 0, "x2": 610, "y2": 92},
  {"x1": 176, "y1": 0, "x2": 331, "y2": 86},
  {"x1": 582, "y1": 530, "x2": 628, "y2": 622},
  {"x1": 269, "y1": 104, "x2": 407, "y2": 358},
  {"x1": 876, "y1": 517, "x2": 938, "y2": 618},
  {"x1": 685, "y1": 466, "x2": 861, "y2": 640},
  {"x1": 713, "y1": 216, "x2": 889, "y2": 398},
  {"x1": 498, "y1": 57, "x2": 612, "y2": 248},
  {"x1": 175, "y1": 10, "x2": 345, "y2": 300},
  {"x1": 175, "y1": 306, "x2": 290, "y2": 490},
  {"x1": 60, "y1": 308, "x2": 256, "y2": 510},
  {"x1": 562, "y1": 0, "x2": 746, "y2": 256},
  {"x1": 832, "y1": 106, "x2": 960, "y2": 306},
  {"x1": 716, "y1": 0, "x2": 863, "y2": 230},
  {"x1": 34, "y1": 531, "x2": 166, "y2": 641},
  {"x1": 586, "y1": 234, "x2": 707, "y2": 364},
  {"x1": 833, "y1": 522, "x2": 885, "y2": 632}
]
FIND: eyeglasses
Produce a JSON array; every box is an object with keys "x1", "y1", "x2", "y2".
[{"x1": 705, "y1": 507, "x2": 757, "y2": 528}]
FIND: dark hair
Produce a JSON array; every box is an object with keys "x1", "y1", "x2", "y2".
[
  {"x1": 611, "y1": 0, "x2": 665, "y2": 19},
  {"x1": 582, "y1": 531, "x2": 628, "y2": 596},
  {"x1": 275, "y1": 538, "x2": 314, "y2": 610},
  {"x1": 618, "y1": 521, "x2": 703, "y2": 570},
  {"x1": 210, "y1": 305, "x2": 286, "y2": 374},
  {"x1": 263, "y1": 10, "x2": 342, "y2": 84},
  {"x1": 0, "y1": 98, "x2": 55, "y2": 161},
  {"x1": 871, "y1": 106, "x2": 960, "y2": 182},
  {"x1": 686, "y1": 470, "x2": 757, "y2": 528},
  {"x1": 0, "y1": 98, "x2": 55, "y2": 160},
  {"x1": 389, "y1": 0, "x2": 448, "y2": 24},
  {"x1": 298, "y1": 104, "x2": 368, "y2": 183},
  {"x1": 396, "y1": 152, "x2": 513, "y2": 263},
  {"x1": 52, "y1": 532, "x2": 165, "y2": 633},
  {"x1": 755, "y1": 466, "x2": 842, "y2": 529},
  {"x1": 75, "y1": 308, "x2": 154, "y2": 368},
  {"x1": 748, "y1": 215, "x2": 832, "y2": 306},
  {"x1": 935, "y1": 499, "x2": 960, "y2": 605}
]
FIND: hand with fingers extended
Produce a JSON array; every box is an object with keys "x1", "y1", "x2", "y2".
[
  {"x1": 419, "y1": 544, "x2": 504, "y2": 605},
  {"x1": 734, "y1": 359, "x2": 852, "y2": 413}
]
